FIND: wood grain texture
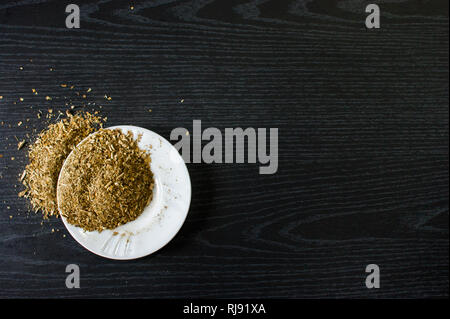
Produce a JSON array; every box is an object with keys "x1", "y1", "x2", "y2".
[{"x1": 0, "y1": 0, "x2": 448, "y2": 298}]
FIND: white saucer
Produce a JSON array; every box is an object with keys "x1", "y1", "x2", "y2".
[{"x1": 57, "y1": 125, "x2": 191, "y2": 260}]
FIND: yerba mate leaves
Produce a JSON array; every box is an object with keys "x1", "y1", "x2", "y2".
[
  {"x1": 19, "y1": 112, "x2": 103, "y2": 217},
  {"x1": 58, "y1": 129, "x2": 154, "y2": 232}
]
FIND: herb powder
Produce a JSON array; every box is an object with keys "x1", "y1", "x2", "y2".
[
  {"x1": 57, "y1": 128, "x2": 154, "y2": 232},
  {"x1": 19, "y1": 112, "x2": 102, "y2": 217}
]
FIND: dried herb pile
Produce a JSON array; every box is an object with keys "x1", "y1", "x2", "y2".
[
  {"x1": 19, "y1": 112, "x2": 102, "y2": 217},
  {"x1": 57, "y1": 128, "x2": 154, "y2": 232}
]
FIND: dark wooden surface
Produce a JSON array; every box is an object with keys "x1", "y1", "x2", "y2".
[{"x1": 0, "y1": 0, "x2": 448, "y2": 298}]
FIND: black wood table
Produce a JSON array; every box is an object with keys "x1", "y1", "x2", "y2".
[{"x1": 0, "y1": 0, "x2": 448, "y2": 298}]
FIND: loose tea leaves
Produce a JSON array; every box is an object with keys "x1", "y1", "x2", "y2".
[
  {"x1": 19, "y1": 109, "x2": 154, "y2": 232},
  {"x1": 19, "y1": 112, "x2": 103, "y2": 217},
  {"x1": 57, "y1": 128, "x2": 154, "y2": 232}
]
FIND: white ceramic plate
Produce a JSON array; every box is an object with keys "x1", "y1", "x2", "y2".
[{"x1": 57, "y1": 125, "x2": 191, "y2": 260}]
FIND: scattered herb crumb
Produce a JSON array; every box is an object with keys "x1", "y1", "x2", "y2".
[{"x1": 17, "y1": 140, "x2": 26, "y2": 150}]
